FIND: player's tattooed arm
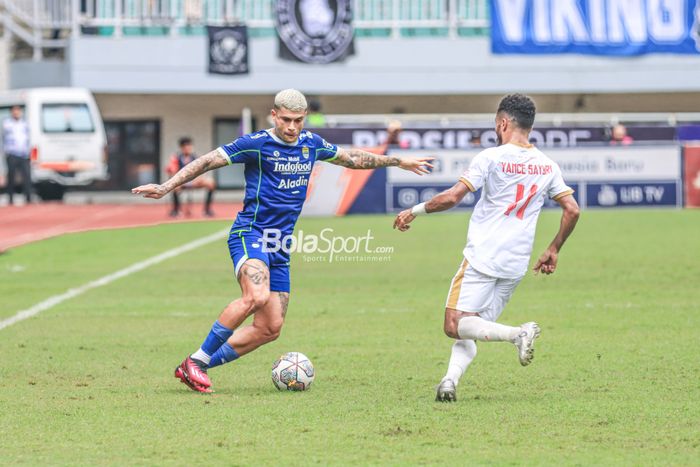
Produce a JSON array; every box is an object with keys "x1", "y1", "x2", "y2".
[
  {"x1": 131, "y1": 150, "x2": 228, "y2": 199},
  {"x1": 331, "y1": 148, "x2": 401, "y2": 169},
  {"x1": 330, "y1": 147, "x2": 433, "y2": 175},
  {"x1": 393, "y1": 181, "x2": 470, "y2": 231},
  {"x1": 161, "y1": 150, "x2": 228, "y2": 193}
]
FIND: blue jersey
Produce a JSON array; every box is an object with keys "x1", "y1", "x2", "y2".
[{"x1": 218, "y1": 129, "x2": 338, "y2": 238}]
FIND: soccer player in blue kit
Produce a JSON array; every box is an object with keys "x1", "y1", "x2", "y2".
[{"x1": 132, "y1": 89, "x2": 433, "y2": 392}]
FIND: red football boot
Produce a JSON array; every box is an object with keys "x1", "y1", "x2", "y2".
[
  {"x1": 174, "y1": 366, "x2": 213, "y2": 393},
  {"x1": 174, "y1": 356, "x2": 212, "y2": 392}
]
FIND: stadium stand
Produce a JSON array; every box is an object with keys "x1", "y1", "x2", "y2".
[
  {"x1": 1, "y1": 0, "x2": 490, "y2": 53},
  {"x1": 1, "y1": 0, "x2": 699, "y2": 204}
]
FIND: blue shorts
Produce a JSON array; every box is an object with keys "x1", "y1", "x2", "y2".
[{"x1": 228, "y1": 231, "x2": 291, "y2": 293}]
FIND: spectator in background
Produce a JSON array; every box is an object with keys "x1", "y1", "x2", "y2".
[
  {"x1": 307, "y1": 98, "x2": 327, "y2": 128},
  {"x1": 470, "y1": 131, "x2": 482, "y2": 148},
  {"x1": 610, "y1": 123, "x2": 634, "y2": 146},
  {"x1": 386, "y1": 120, "x2": 406, "y2": 148},
  {"x1": 166, "y1": 137, "x2": 216, "y2": 217},
  {"x1": 2, "y1": 105, "x2": 32, "y2": 205},
  {"x1": 184, "y1": 0, "x2": 203, "y2": 24},
  {"x1": 356, "y1": 120, "x2": 409, "y2": 156},
  {"x1": 374, "y1": 120, "x2": 409, "y2": 155}
]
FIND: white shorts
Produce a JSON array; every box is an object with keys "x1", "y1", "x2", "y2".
[{"x1": 445, "y1": 259, "x2": 522, "y2": 322}]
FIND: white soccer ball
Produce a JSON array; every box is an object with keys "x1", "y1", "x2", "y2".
[{"x1": 271, "y1": 352, "x2": 315, "y2": 391}]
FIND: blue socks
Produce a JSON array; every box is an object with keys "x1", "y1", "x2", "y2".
[
  {"x1": 190, "y1": 321, "x2": 240, "y2": 369},
  {"x1": 201, "y1": 321, "x2": 233, "y2": 355},
  {"x1": 208, "y1": 343, "x2": 240, "y2": 369}
]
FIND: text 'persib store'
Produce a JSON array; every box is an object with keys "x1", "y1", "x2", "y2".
[{"x1": 491, "y1": 0, "x2": 700, "y2": 55}]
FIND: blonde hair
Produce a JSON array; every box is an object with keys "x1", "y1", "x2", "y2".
[{"x1": 274, "y1": 89, "x2": 308, "y2": 112}]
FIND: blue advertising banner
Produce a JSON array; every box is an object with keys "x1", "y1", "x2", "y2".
[
  {"x1": 542, "y1": 182, "x2": 582, "y2": 208},
  {"x1": 303, "y1": 146, "x2": 682, "y2": 216},
  {"x1": 387, "y1": 147, "x2": 681, "y2": 211},
  {"x1": 491, "y1": 0, "x2": 700, "y2": 55},
  {"x1": 389, "y1": 185, "x2": 481, "y2": 211},
  {"x1": 312, "y1": 126, "x2": 678, "y2": 149},
  {"x1": 389, "y1": 183, "x2": 583, "y2": 212},
  {"x1": 586, "y1": 181, "x2": 680, "y2": 207}
]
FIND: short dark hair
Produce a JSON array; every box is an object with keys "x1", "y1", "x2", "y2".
[
  {"x1": 308, "y1": 98, "x2": 322, "y2": 113},
  {"x1": 178, "y1": 136, "x2": 192, "y2": 147},
  {"x1": 497, "y1": 94, "x2": 536, "y2": 130}
]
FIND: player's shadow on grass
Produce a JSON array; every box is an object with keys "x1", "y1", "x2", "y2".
[
  {"x1": 160, "y1": 382, "x2": 271, "y2": 397},
  {"x1": 457, "y1": 392, "x2": 549, "y2": 403}
]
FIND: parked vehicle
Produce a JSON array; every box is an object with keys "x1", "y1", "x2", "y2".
[{"x1": 0, "y1": 87, "x2": 108, "y2": 200}]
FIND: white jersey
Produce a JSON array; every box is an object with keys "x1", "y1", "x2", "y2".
[{"x1": 460, "y1": 143, "x2": 573, "y2": 279}]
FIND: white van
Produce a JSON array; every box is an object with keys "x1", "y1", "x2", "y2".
[{"x1": 0, "y1": 87, "x2": 108, "y2": 200}]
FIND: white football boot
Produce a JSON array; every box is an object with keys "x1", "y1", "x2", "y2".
[
  {"x1": 435, "y1": 378, "x2": 457, "y2": 402},
  {"x1": 514, "y1": 322, "x2": 541, "y2": 366}
]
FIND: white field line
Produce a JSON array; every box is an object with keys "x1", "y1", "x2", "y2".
[{"x1": 0, "y1": 228, "x2": 229, "y2": 332}]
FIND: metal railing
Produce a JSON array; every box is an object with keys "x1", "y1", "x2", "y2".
[
  {"x1": 76, "y1": 0, "x2": 489, "y2": 36},
  {"x1": 1, "y1": 0, "x2": 72, "y2": 60},
  {"x1": 79, "y1": 0, "x2": 277, "y2": 29},
  {"x1": 3, "y1": 0, "x2": 72, "y2": 27},
  {"x1": 1, "y1": 0, "x2": 490, "y2": 59}
]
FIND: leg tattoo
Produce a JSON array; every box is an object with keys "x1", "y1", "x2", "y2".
[
  {"x1": 279, "y1": 292, "x2": 290, "y2": 318},
  {"x1": 242, "y1": 263, "x2": 268, "y2": 285}
]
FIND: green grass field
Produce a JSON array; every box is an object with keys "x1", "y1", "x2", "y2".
[{"x1": 1, "y1": 210, "x2": 699, "y2": 465}]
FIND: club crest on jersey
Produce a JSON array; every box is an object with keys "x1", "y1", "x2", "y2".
[{"x1": 302, "y1": 146, "x2": 310, "y2": 159}]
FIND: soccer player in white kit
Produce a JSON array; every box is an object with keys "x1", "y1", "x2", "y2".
[{"x1": 393, "y1": 94, "x2": 580, "y2": 402}]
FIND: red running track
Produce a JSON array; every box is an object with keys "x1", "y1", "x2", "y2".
[{"x1": 0, "y1": 202, "x2": 242, "y2": 252}]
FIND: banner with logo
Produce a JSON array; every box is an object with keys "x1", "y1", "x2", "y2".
[
  {"x1": 312, "y1": 126, "x2": 677, "y2": 150},
  {"x1": 275, "y1": 0, "x2": 355, "y2": 64},
  {"x1": 491, "y1": 0, "x2": 700, "y2": 55},
  {"x1": 300, "y1": 145, "x2": 683, "y2": 216},
  {"x1": 207, "y1": 25, "x2": 249, "y2": 75},
  {"x1": 387, "y1": 146, "x2": 682, "y2": 210},
  {"x1": 556, "y1": 146, "x2": 682, "y2": 208}
]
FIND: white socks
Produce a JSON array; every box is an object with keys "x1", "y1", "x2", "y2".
[
  {"x1": 457, "y1": 315, "x2": 521, "y2": 342},
  {"x1": 191, "y1": 347, "x2": 212, "y2": 365},
  {"x1": 444, "y1": 339, "x2": 477, "y2": 385}
]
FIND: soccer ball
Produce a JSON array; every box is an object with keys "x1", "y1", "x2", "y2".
[{"x1": 271, "y1": 352, "x2": 315, "y2": 391}]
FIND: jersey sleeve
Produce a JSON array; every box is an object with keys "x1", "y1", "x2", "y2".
[
  {"x1": 459, "y1": 150, "x2": 491, "y2": 192},
  {"x1": 217, "y1": 134, "x2": 260, "y2": 164},
  {"x1": 311, "y1": 133, "x2": 339, "y2": 162},
  {"x1": 548, "y1": 165, "x2": 574, "y2": 200}
]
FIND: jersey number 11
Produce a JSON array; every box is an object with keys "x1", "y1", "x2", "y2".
[{"x1": 504, "y1": 184, "x2": 538, "y2": 220}]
